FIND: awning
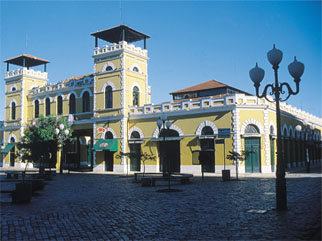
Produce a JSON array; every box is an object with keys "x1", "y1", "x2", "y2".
[
  {"x1": 151, "y1": 137, "x2": 183, "y2": 142},
  {"x1": 92, "y1": 139, "x2": 118, "y2": 151},
  {"x1": 1, "y1": 144, "x2": 15, "y2": 154}
]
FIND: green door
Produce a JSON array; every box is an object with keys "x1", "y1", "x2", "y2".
[
  {"x1": 270, "y1": 138, "x2": 275, "y2": 172},
  {"x1": 130, "y1": 144, "x2": 141, "y2": 172},
  {"x1": 245, "y1": 138, "x2": 261, "y2": 173}
]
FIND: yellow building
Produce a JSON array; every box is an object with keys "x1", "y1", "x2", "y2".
[{"x1": 1, "y1": 25, "x2": 322, "y2": 174}]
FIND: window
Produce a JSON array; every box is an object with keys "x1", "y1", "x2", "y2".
[
  {"x1": 11, "y1": 102, "x2": 16, "y2": 120},
  {"x1": 133, "y1": 86, "x2": 139, "y2": 106},
  {"x1": 133, "y1": 67, "x2": 139, "y2": 72},
  {"x1": 105, "y1": 86, "x2": 113, "y2": 109},
  {"x1": 45, "y1": 98, "x2": 51, "y2": 116},
  {"x1": 57, "y1": 96, "x2": 63, "y2": 115},
  {"x1": 130, "y1": 131, "x2": 140, "y2": 139},
  {"x1": 82, "y1": 91, "x2": 90, "y2": 112},
  {"x1": 69, "y1": 94, "x2": 76, "y2": 114},
  {"x1": 245, "y1": 124, "x2": 260, "y2": 134},
  {"x1": 105, "y1": 131, "x2": 113, "y2": 139},
  {"x1": 11, "y1": 86, "x2": 16, "y2": 92},
  {"x1": 106, "y1": 65, "x2": 113, "y2": 72},
  {"x1": 35, "y1": 100, "x2": 39, "y2": 118},
  {"x1": 201, "y1": 126, "x2": 214, "y2": 136}
]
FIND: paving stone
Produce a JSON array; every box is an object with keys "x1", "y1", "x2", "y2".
[{"x1": 0, "y1": 164, "x2": 321, "y2": 240}]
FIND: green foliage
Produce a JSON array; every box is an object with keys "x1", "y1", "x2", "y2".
[
  {"x1": 17, "y1": 115, "x2": 74, "y2": 165},
  {"x1": 226, "y1": 150, "x2": 252, "y2": 164}
]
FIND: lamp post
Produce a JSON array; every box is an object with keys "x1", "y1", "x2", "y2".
[
  {"x1": 156, "y1": 113, "x2": 172, "y2": 190},
  {"x1": 56, "y1": 123, "x2": 70, "y2": 174},
  {"x1": 249, "y1": 44, "x2": 304, "y2": 211}
]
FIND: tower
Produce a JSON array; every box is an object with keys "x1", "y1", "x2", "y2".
[
  {"x1": 91, "y1": 25, "x2": 151, "y2": 171},
  {"x1": 2, "y1": 54, "x2": 49, "y2": 167}
]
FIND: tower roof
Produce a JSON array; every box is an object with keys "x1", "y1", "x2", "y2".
[
  {"x1": 91, "y1": 24, "x2": 150, "y2": 44},
  {"x1": 4, "y1": 54, "x2": 50, "y2": 67}
]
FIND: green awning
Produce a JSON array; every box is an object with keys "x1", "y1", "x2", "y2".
[
  {"x1": 1, "y1": 143, "x2": 15, "y2": 154},
  {"x1": 92, "y1": 139, "x2": 118, "y2": 151}
]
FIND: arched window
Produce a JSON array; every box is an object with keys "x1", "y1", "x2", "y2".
[
  {"x1": 69, "y1": 94, "x2": 76, "y2": 114},
  {"x1": 201, "y1": 126, "x2": 214, "y2": 136},
  {"x1": 106, "y1": 65, "x2": 113, "y2": 72},
  {"x1": 130, "y1": 131, "x2": 140, "y2": 139},
  {"x1": 105, "y1": 131, "x2": 113, "y2": 139},
  {"x1": 245, "y1": 124, "x2": 260, "y2": 134},
  {"x1": 45, "y1": 98, "x2": 51, "y2": 116},
  {"x1": 82, "y1": 91, "x2": 90, "y2": 112},
  {"x1": 11, "y1": 102, "x2": 16, "y2": 120},
  {"x1": 133, "y1": 66, "x2": 139, "y2": 72},
  {"x1": 35, "y1": 100, "x2": 39, "y2": 118},
  {"x1": 57, "y1": 96, "x2": 63, "y2": 115},
  {"x1": 105, "y1": 86, "x2": 113, "y2": 109},
  {"x1": 133, "y1": 86, "x2": 139, "y2": 106}
]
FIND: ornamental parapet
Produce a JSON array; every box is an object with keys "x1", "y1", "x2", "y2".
[
  {"x1": 129, "y1": 94, "x2": 322, "y2": 127},
  {"x1": 29, "y1": 75, "x2": 94, "y2": 96},
  {"x1": 93, "y1": 41, "x2": 148, "y2": 57},
  {"x1": 5, "y1": 68, "x2": 47, "y2": 80}
]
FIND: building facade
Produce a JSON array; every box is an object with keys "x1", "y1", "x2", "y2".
[{"x1": 1, "y1": 25, "x2": 322, "y2": 174}]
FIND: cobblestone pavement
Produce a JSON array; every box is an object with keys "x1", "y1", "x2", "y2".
[{"x1": 1, "y1": 165, "x2": 321, "y2": 240}]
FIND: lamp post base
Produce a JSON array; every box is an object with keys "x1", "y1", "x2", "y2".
[{"x1": 276, "y1": 177, "x2": 287, "y2": 211}]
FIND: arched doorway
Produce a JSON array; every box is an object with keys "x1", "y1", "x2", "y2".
[
  {"x1": 10, "y1": 137, "x2": 15, "y2": 167},
  {"x1": 244, "y1": 124, "x2": 261, "y2": 173},
  {"x1": 129, "y1": 131, "x2": 141, "y2": 172},
  {"x1": 200, "y1": 126, "x2": 215, "y2": 172},
  {"x1": 105, "y1": 131, "x2": 114, "y2": 171},
  {"x1": 159, "y1": 129, "x2": 180, "y2": 173}
]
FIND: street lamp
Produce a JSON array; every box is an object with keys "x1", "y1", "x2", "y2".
[
  {"x1": 249, "y1": 44, "x2": 304, "y2": 211},
  {"x1": 56, "y1": 123, "x2": 70, "y2": 174},
  {"x1": 156, "y1": 113, "x2": 172, "y2": 190}
]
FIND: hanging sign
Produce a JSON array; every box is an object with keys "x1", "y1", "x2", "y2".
[
  {"x1": 218, "y1": 128, "x2": 231, "y2": 138},
  {"x1": 97, "y1": 127, "x2": 106, "y2": 133}
]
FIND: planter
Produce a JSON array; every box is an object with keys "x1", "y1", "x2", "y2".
[
  {"x1": 222, "y1": 170, "x2": 231, "y2": 181},
  {"x1": 12, "y1": 183, "x2": 32, "y2": 204}
]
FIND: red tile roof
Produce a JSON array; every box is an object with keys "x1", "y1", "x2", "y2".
[
  {"x1": 170, "y1": 80, "x2": 228, "y2": 94},
  {"x1": 63, "y1": 73, "x2": 94, "y2": 83}
]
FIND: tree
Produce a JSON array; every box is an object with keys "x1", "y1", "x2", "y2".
[
  {"x1": 226, "y1": 150, "x2": 250, "y2": 180},
  {"x1": 17, "y1": 115, "x2": 73, "y2": 175}
]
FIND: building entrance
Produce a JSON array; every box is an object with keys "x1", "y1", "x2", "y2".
[
  {"x1": 245, "y1": 138, "x2": 261, "y2": 173},
  {"x1": 159, "y1": 129, "x2": 180, "y2": 173}
]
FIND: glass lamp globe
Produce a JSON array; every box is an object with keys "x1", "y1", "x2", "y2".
[
  {"x1": 249, "y1": 63, "x2": 265, "y2": 85},
  {"x1": 156, "y1": 119, "x2": 163, "y2": 128},
  {"x1": 267, "y1": 44, "x2": 283, "y2": 67},
  {"x1": 55, "y1": 128, "x2": 60, "y2": 135},
  {"x1": 160, "y1": 113, "x2": 167, "y2": 121},
  {"x1": 166, "y1": 120, "x2": 172, "y2": 129},
  {"x1": 59, "y1": 123, "x2": 65, "y2": 130},
  {"x1": 295, "y1": 125, "x2": 302, "y2": 132},
  {"x1": 64, "y1": 129, "x2": 70, "y2": 136},
  {"x1": 288, "y1": 56, "x2": 304, "y2": 80}
]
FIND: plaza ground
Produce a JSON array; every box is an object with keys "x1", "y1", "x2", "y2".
[{"x1": 1, "y1": 165, "x2": 321, "y2": 240}]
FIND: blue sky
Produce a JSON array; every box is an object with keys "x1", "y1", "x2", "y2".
[{"x1": 1, "y1": 0, "x2": 321, "y2": 121}]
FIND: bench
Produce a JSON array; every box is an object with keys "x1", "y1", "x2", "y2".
[{"x1": 140, "y1": 173, "x2": 193, "y2": 187}]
